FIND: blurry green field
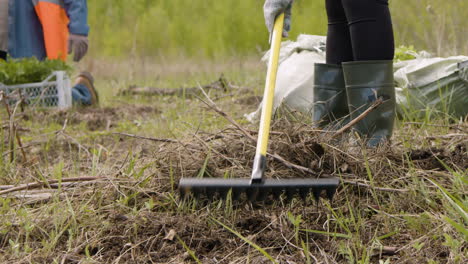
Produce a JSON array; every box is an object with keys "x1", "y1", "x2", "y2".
[{"x1": 89, "y1": 0, "x2": 467, "y2": 58}]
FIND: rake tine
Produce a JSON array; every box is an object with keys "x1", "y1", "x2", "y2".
[
  {"x1": 217, "y1": 187, "x2": 229, "y2": 200},
  {"x1": 299, "y1": 187, "x2": 309, "y2": 202},
  {"x1": 246, "y1": 187, "x2": 259, "y2": 202},
  {"x1": 326, "y1": 187, "x2": 337, "y2": 202},
  {"x1": 204, "y1": 188, "x2": 216, "y2": 199},
  {"x1": 285, "y1": 188, "x2": 295, "y2": 203},
  {"x1": 232, "y1": 188, "x2": 243, "y2": 201},
  {"x1": 312, "y1": 188, "x2": 322, "y2": 203},
  {"x1": 256, "y1": 188, "x2": 270, "y2": 202},
  {"x1": 179, "y1": 187, "x2": 187, "y2": 198},
  {"x1": 269, "y1": 186, "x2": 281, "y2": 199},
  {"x1": 193, "y1": 188, "x2": 204, "y2": 200}
]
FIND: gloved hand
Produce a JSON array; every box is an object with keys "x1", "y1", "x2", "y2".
[
  {"x1": 263, "y1": 0, "x2": 294, "y2": 37},
  {"x1": 68, "y1": 34, "x2": 89, "y2": 62}
]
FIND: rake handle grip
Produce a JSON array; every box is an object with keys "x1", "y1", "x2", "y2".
[{"x1": 251, "y1": 13, "x2": 285, "y2": 183}]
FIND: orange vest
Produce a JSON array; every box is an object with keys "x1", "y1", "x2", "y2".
[{"x1": 33, "y1": 0, "x2": 70, "y2": 61}]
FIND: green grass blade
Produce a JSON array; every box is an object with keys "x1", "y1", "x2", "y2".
[
  {"x1": 197, "y1": 153, "x2": 211, "y2": 178},
  {"x1": 176, "y1": 235, "x2": 202, "y2": 264},
  {"x1": 428, "y1": 179, "x2": 468, "y2": 224},
  {"x1": 377, "y1": 230, "x2": 400, "y2": 240},
  {"x1": 301, "y1": 229, "x2": 351, "y2": 239},
  {"x1": 443, "y1": 216, "x2": 468, "y2": 240},
  {"x1": 211, "y1": 217, "x2": 278, "y2": 264}
]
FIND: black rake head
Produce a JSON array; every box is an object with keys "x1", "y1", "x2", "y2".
[{"x1": 178, "y1": 177, "x2": 339, "y2": 203}]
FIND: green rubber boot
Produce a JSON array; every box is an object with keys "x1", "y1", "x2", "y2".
[
  {"x1": 312, "y1": 63, "x2": 349, "y2": 128},
  {"x1": 342, "y1": 60, "x2": 396, "y2": 147}
]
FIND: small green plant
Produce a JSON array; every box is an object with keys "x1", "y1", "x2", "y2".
[
  {"x1": 442, "y1": 234, "x2": 465, "y2": 263},
  {"x1": 0, "y1": 57, "x2": 71, "y2": 85},
  {"x1": 287, "y1": 212, "x2": 302, "y2": 244},
  {"x1": 412, "y1": 241, "x2": 425, "y2": 251},
  {"x1": 394, "y1": 45, "x2": 419, "y2": 61},
  {"x1": 300, "y1": 239, "x2": 312, "y2": 264},
  {"x1": 144, "y1": 198, "x2": 156, "y2": 210},
  {"x1": 429, "y1": 178, "x2": 468, "y2": 240}
]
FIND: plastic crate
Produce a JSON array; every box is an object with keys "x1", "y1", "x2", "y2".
[{"x1": 0, "y1": 71, "x2": 72, "y2": 109}]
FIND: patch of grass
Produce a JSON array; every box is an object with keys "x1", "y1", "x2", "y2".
[{"x1": 0, "y1": 57, "x2": 466, "y2": 263}]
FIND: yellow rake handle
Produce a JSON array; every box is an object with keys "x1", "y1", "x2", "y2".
[
  {"x1": 258, "y1": 13, "x2": 284, "y2": 156},
  {"x1": 251, "y1": 13, "x2": 284, "y2": 183}
]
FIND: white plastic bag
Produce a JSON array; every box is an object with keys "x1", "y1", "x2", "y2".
[
  {"x1": 395, "y1": 56, "x2": 468, "y2": 119},
  {"x1": 245, "y1": 35, "x2": 326, "y2": 122}
]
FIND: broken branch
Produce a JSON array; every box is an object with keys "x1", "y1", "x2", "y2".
[
  {"x1": 112, "y1": 132, "x2": 179, "y2": 143},
  {"x1": 0, "y1": 176, "x2": 102, "y2": 196},
  {"x1": 332, "y1": 98, "x2": 384, "y2": 138}
]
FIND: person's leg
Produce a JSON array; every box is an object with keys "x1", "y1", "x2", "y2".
[
  {"x1": 312, "y1": 63, "x2": 349, "y2": 128},
  {"x1": 0, "y1": 0, "x2": 8, "y2": 57},
  {"x1": 325, "y1": 0, "x2": 354, "y2": 65},
  {"x1": 341, "y1": 0, "x2": 395, "y2": 146},
  {"x1": 341, "y1": 0, "x2": 394, "y2": 60},
  {"x1": 72, "y1": 84, "x2": 93, "y2": 106},
  {"x1": 72, "y1": 72, "x2": 99, "y2": 106},
  {"x1": 311, "y1": 0, "x2": 352, "y2": 128}
]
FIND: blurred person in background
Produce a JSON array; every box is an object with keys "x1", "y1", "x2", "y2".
[
  {"x1": 263, "y1": 0, "x2": 396, "y2": 147},
  {"x1": 0, "y1": 0, "x2": 8, "y2": 60},
  {"x1": 0, "y1": 0, "x2": 98, "y2": 106}
]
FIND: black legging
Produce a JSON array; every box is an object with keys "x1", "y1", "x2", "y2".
[
  {"x1": 0, "y1": 50, "x2": 6, "y2": 61},
  {"x1": 325, "y1": 0, "x2": 395, "y2": 65}
]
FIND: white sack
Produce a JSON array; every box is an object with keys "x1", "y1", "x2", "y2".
[
  {"x1": 245, "y1": 35, "x2": 326, "y2": 122},
  {"x1": 395, "y1": 56, "x2": 468, "y2": 118}
]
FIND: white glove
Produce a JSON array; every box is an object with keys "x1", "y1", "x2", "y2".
[{"x1": 263, "y1": 0, "x2": 294, "y2": 37}]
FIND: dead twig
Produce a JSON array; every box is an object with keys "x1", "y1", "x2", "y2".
[
  {"x1": 404, "y1": 121, "x2": 468, "y2": 131},
  {"x1": 112, "y1": 132, "x2": 179, "y2": 144},
  {"x1": 0, "y1": 181, "x2": 100, "y2": 191},
  {"x1": 342, "y1": 179, "x2": 409, "y2": 193},
  {"x1": 371, "y1": 246, "x2": 399, "y2": 257},
  {"x1": 54, "y1": 121, "x2": 91, "y2": 156},
  {"x1": 0, "y1": 176, "x2": 102, "y2": 196},
  {"x1": 121, "y1": 75, "x2": 244, "y2": 97},
  {"x1": 426, "y1": 133, "x2": 467, "y2": 140},
  {"x1": 2, "y1": 142, "x2": 42, "y2": 158},
  {"x1": 1, "y1": 125, "x2": 30, "y2": 132},
  {"x1": 196, "y1": 85, "x2": 255, "y2": 141},
  {"x1": 270, "y1": 153, "x2": 320, "y2": 176},
  {"x1": 332, "y1": 98, "x2": 384, "y2": 139},
  {"x1": 0, "y1": 92, "x2": 27, "y2": 162}
]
